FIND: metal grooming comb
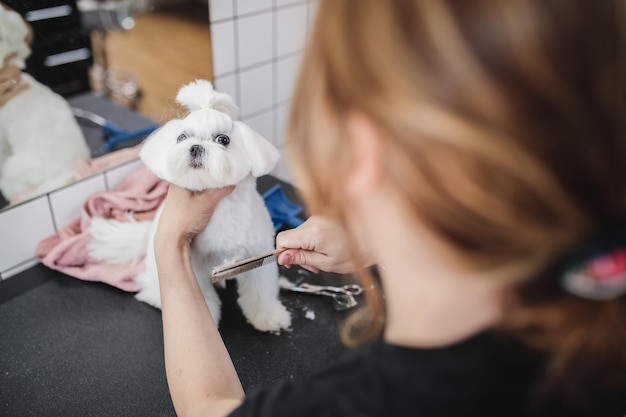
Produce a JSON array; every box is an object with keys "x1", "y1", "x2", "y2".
[{"x1": 211, "y1": 249, "x2": 284, "y2": 283}]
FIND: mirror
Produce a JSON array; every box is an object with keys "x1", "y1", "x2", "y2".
[{"x1": 0, "y1": 0, "x2": 212, "y2": 210}]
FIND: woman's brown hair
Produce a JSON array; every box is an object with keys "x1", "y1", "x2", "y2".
[{"x1": 287, "y1": 0, "x2": 626, "y2": 393}]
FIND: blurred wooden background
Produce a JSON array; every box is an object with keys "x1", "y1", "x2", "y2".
[{"x1": 104, "y1": 2, "x2": 212, "y2": 122}]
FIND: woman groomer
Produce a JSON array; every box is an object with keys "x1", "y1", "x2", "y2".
[{"x1": 153, "y1": 1, "x2": 626, "y2": 416}]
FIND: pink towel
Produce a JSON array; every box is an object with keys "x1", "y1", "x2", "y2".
[{"x1": 35, "y1": 165, "x2": 169, "y2": 292}]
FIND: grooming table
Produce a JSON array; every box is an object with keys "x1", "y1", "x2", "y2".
[{"x1": 0, "y1": 176, "x2": 350, "y2": 416}]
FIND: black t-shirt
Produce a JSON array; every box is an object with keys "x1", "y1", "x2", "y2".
[{"x1": 229, "y1": 331, "x2": 626, "y2": 417}]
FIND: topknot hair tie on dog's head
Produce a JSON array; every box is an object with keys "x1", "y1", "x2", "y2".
[
  {"x1": 559, "y1": 221, "x2": 626, "y2": 301},
  {"x1": 176, "y1": 79, "x2": 239, "y2": 120}
]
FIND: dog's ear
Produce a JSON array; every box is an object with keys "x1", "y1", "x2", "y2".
[
  {"x1": 0, "y1": 8, "x2": 31, "y2": 68},
  {"x1": 176, "y1": 79, "x2": 239, "y2": 119},
  {"x1": 235, "y1": 121, "x2": 280, "y2": 177},
  {"x1": 139, "y1": 122, "x2": 179, "y2": 179}
]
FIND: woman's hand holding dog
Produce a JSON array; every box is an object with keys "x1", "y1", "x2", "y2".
[
  {"x1": 276, "y1": 215, "x2": 372, "y2": 274},
  {"x1": 152, "y1": 183, "x2": 244, "y2": 417},
  {"x1": 154, "y1": 184, "x2": 235, "y2": 252}
]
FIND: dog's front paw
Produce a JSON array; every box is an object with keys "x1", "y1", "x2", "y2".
[
  {"x1": 242, "y1": 300, "x2": 292, "y2": 333},
  {"x1": 135, "y1": 288, "x2": 162, "y2": 309}
]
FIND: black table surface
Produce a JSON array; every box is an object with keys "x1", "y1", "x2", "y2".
[{"x1": 0, "y1": 98, "x2": 354, "y2": 416}]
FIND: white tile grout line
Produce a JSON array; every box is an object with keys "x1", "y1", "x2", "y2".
[
  {"x1": 46, "y1": 192, "x2": 59, "y2": 232},
  {"x1": 272, "y1": 0, "x2": 279, "y2": 148},
  {"x1": 0, "y1": 161, "x2": 138, "y2": 281},
  {"x1": 103, "y1": 169, "x2": 111, "y2": 191},
  {"x1": 211, "y1": 0, "x2": 308, "y2": 25},
  {"x1": 213, "y1": 12, "x2": 304, "y2": 118},
  {"x1": 214, "y1": 49, "x2": 302, "y2": 81},
  {"x1": 232, "y1": 0, "x2": 242, "y2": 106}
]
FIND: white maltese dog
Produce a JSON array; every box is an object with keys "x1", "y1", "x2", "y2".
[
  {"x1": 89, "y1": 80, "x2": 292, "y2": 333},
  {"x1": 0, "y1": 6, "x2": 89, "y2": 203}
]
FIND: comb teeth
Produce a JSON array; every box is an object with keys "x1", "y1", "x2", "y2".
[{"x1": 211, "y1": 251, "x2": 280, "y2": 283}]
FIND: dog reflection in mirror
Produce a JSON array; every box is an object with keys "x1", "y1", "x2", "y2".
[
  {"x1": 89, "y1": 80, "x2": 292, "y2": 333},
  {"x1": 0, "y1": 6, "x2": 89, "y2": 203}
]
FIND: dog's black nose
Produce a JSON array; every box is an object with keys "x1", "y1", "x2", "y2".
[{"x1": 190, "y1": 144, "x2": 204, "y2": 158}]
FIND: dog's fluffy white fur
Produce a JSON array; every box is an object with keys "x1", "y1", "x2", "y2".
[
  {"x1": 89, "y1": 80, "x2": 292, "y2": 333},
  {"x1": 0, "y1": 7, "x2": 89, "y2": 203}
]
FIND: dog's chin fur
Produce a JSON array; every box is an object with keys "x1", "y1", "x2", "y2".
[{"x1": 90, "y1": 80, "x2": 291, "y2": 333}]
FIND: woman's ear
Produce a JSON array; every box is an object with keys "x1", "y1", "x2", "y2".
[{"x1": 345, "y1": 113, "x2": 385, "y2": 199}]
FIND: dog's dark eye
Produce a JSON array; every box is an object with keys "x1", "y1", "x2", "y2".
[
  {"x1": 177, "y1": 133, "x2": 189, "y2": 143},
  {"x1": 214, "y1": 134, "x2": 230, "y2": 146}
]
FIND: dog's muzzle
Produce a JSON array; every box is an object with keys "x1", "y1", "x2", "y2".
[{"x1": 189, "y1": 144, "x2": 204, "y2": 168}]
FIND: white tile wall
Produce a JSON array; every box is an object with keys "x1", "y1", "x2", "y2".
[
  {"x1": 236, "y1": 0, "x2": 272, "y2": 15},
  {"x1": 237, "y1": 12, "x2": 273, "y2": 68},
  {"x1": 276, "y1": 53, "x2": 301, "y2": 103},
  {"x1": 276, "y1": 3, "x2": 308, "y2": 57},
  {"x1": 211, "y1": 20, "x2": 237, "y2": 77},
  {"x1": 49, "y1": 175, "x2": 107, "y2": 230},
  {"x1": 275, "y1": 101, "x2": 290, "y2": 146},
  {"x1": 214, "y1": 73, "x2": 239, "y2": 106},
  {"x1": 239, "y1": 63, "x2": 274, "y2": 116},
  {"x1": 276, "y1": 0, "x2": 304, "y2": 7},
  {"x1": 209, "y1": 0, "x2": 314, "y2": 185},
  {"x1": 0, "y1": 195, "x2": 55, "y2": 275},
  {"x1": 0, "y1": 159, "x2": 147, "y2": 281},
  {"x1": 209, "y1": 0, "x2": 234, "y2": 22}
]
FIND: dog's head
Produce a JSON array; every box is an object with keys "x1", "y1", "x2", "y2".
[
  {"x1": 140, "y1": 80, "x2": 280, "y2": 190},
  {"x1": 0, "y1": 7, "x2": 31, "y2": 68}
]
